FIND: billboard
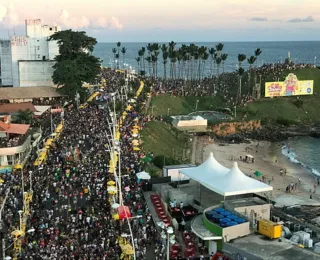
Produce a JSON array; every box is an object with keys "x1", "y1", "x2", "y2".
[{"x1": 265, "y1": 73, "x2": 313, "y2": 97}]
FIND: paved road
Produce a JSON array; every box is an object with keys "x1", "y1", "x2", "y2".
[{"x1": 223, "y1": 243, "x2": 264, "y2": 260}]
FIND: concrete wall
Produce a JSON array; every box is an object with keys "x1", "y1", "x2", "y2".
[
  {"x1": 222, "y1": 222, "x2": 250, "y2": 242},
  {"x1": 18, "y1": 61, "x2": 55, "y2": 87},
  {"x1": 233, "y1": 204, "x2": 271, "y2": 222},
  {"x1": 211, "y1": 120, "x2": 261, "y2": 136}
]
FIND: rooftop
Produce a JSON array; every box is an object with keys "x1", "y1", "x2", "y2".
[
  {"x1": 0, "y1": 103, "x2": 36, "y2": 114},
  {"x1": 227, "y1": 234, "x2": 320, "y2": 260},
  {"x1": 226, "y1": 197, "x2": 270, "y2": 208},
  {"x1": 0, "y1": 87, "x2": 64, "y2": 100}
]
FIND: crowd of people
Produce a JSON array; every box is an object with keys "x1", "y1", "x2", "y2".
[{"x1": 0, "y1": 69, "x2": 162, "y2": 259}]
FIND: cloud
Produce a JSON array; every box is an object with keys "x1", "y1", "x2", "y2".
[
  {"x1": 250, "y1": 17, "x2": 268, "y2": 22},
  {"x1": 58, "y1": 9, "x2": 123, "y2": 31},
  {"x1": 287, "y1": 16, "x2": 314, "y2": 23},
  {"x1": 0, "y1": 2, "x2": 20, "y2": 26},
  {"x1": 59, "y1": 9, "x2": 90, "y2": 29}
]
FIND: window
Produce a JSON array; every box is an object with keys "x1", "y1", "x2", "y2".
[
  {"x1": 42, "y1": 56, "x2": 46, "y2": 61},
  {"x1": 49, "y1": 27, "x2": 52, "y2": 31},
  {"x1": 37, "y1": 46, "x2": 40, "y2": 50},
  {"x1": 37, "y1": 55, "x2": 40, "y2": 59}
]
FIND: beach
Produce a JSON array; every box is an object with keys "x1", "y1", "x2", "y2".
[{"x1": 195, "y1": 136, "x2": 320, "y2": 201}]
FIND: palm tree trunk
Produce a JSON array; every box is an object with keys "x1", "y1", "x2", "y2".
[{"x1": 164, "y1": 62, "x2": 167, "y2": 80}]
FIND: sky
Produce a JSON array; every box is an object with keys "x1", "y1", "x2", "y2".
[{"x1": 0, "y1": 0, "x2": 320, "y2": 42}]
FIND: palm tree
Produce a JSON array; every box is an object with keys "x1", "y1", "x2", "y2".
[
  {"x1": 16, "y1": 109, "x2": 33, "y2": 124},
  {"x1": 116, "y1": 42, "x2": 121, "y2": 69},
  {"x1": 221, "y1": 53, "x2": 228, "y2": 74},
  {"x1": 209, "y1": 48, "x2": 216, "y2": 76},
  {"x1": 141, "y1": 47, "x2": 146, "y2": 72},
  {"x1": 112, "y1": 48, "x2": 117, "y2": 69},
  {"x1": 135, "y1": 57, "x2": 141, "y2": 72},
  {"x1": 121, "y1": 47, "x2": 127, "y2": 69},
  {"x1": 145, "y1": 56, "x2": 152, "y2": 76},
  {"x1": 162, "y1": 51, "x2": 169, "y2": 80},
  {"x1": 254, "y1": 48, "x2": 262, "y2": 67},
  {"x1": 168, "y1": 41, "x2": 176, "y2": 52},
  {"x1": 215, "y1": 43, "x2": 224, "y2": 57},
  {"x1": 237, "y1": 54, "x2": 247, "y2": 69},
  {"x1": 201, "y1": 51, "x2": 209, "y2": 79},
  {"x1": 237, "y1": 67, "x2": 245, "y2": 103},
  {"x1": 247, "y1": 55, "x2": 257, "y2": 94},
  {"x1": 216, "y1": 57, "x2": 222, "y2": 79}
]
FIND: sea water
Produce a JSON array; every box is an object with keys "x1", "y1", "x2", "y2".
[
  {"x1": 281, "y1": 137, "x2": 320, "y2": 177},
  {"x1": 93, "y1": 41, "x2": 320, "y2": 76}
]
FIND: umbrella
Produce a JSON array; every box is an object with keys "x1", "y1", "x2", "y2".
[
  {"x1": 112, "y1": 203, "x2": 120, "y2": 209},
  {"x1": 107, "y1": 181, "x2": 116, "y2": 185},
  {"x1": 132, "y1": 133, "x2": 139, "y2": 138},
  {"x1": 254, "y1": 171, "x2": 262, "y2": 177},
  {"x1": 124, "y1": 186, "x2": 130, "y2": 191},
  {"x1": 132, "y1": 140, "x2": 139, "y2": 146},
  {"x1": 0, "y1": 179, "x2": 5, "y2": 183},
  {"x1": 133, "y1": 147, "x2": 140, "y2": 151},
  {"x1": 122, "y1": 244, "x2": 134, "y2": 255},
  {"x1": 133, "y1": 125, "x2": 140, "y2": 129},
  {"x1": 136, "y1": 171, "x2": 151, "y2": 180},
  {"x1": 129, "y1": 98, "x2": 136, "y2": 103},
  {"x1": 107, "y1": 186, "x2": 117, "y2": 192}
]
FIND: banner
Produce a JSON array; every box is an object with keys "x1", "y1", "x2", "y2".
[{"x1": 265, "y1": 73, "x2": 313, "y2": 97}]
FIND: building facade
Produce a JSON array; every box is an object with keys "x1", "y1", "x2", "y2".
[{"x1": 0, "y1": 19, "x2": 60, "y2": 87}]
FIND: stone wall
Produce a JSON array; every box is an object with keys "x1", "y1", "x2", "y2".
[{"x1": 211, "y1": 120, "x2": 261, "y2": 136}]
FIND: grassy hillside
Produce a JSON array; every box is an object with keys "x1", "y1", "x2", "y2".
[
  {"x1": 149, "y1": 68, "x2": 320, "y2": 125},
  {"x1": 149, "y1": 95, "x2": 224, "y2": 116},
  {"x1": 242, "y1": 68, "x2": 320, "y2": 124},
  {"x1": 140, "y1": 121, "x2": 191, "y2": 161}
]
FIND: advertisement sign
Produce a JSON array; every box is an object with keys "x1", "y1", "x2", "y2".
[{"x1": 265, "y1": 73, "x2": 313, "y2": 97}]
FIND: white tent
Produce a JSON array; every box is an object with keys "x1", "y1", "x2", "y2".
[
  {"x1": 179, "y1": 152, "x2": 229, "y2": 184},
  {"x1": 136, "y1": 171, "x2": 151, "y2": 180}
]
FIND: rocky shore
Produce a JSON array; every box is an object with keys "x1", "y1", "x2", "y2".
[{"x1": 214, "y1": 123, "x2": 320, "y2": 143}]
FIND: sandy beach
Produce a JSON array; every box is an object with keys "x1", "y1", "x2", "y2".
[{"x1": 194, "y1": 136, "x2": 320, "y2": 201}]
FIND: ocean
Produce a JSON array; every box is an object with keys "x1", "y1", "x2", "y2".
[
  {"x1": 282, "y1": 137, "x2": 320, "y2": 178},
  {"x1": 93, "y1": 41, "x2": 320, "y2": 178},
  {"x1": 93, "y1": 41, "x2": 320, "y2": 76}
]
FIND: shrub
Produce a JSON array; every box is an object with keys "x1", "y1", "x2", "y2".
[{"x1": 153, "y1": 155, "x2": 180, "y2": 168}]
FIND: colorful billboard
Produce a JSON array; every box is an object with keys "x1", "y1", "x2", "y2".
[{"x1": 265, "y1": 73, "x2": 313, "y2": 97}]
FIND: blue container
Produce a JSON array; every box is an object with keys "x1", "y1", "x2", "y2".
[
  {"x1": 228, "y1": 215, "x2": 237, "y2": 221},
  {"x1": 213, "y1": 214, "x2": 223, "y2": 222},
  {"x1": 228, "y1": 221, "x2": 238, "y2": 226},
  {"x1": 237, "y1": 218, "x2": 245, "y2": 224},
  {"x1": 221, "y1": 211, "x2": 231, "y2": 217},
  {"x1": 215, "y1": 208, "x2": 224, "y2": 213},
  {"x1": 220, "y1": 223, "x2": 227, "y2": 228},
  {"x1": 220, "y1": 218, "x2": 229, "y2": 224}
]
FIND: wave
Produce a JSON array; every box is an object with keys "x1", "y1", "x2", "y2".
[{"x1": 281, "y1": 146, "x2": 320, "y2": 177}]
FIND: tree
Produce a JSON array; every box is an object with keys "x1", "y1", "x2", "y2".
[
  {"x1": 237, "y1": 67, "x2": 245, "y2": 103},
  {"x1": 215, "y1": 43, "x2": 224, "y2": 57},
  {"x1": 16, "y1": 109, "x2": 33, "y2": 124},
  {"x1": 209, "y1": 48, "x2": 216, "y2": 76},
  {"x1": 247, "y1": 55, "x2": 257, "y2": 94},
  {"x1": 254, "y1": 48, "x2": 262, "y2": 67},
  {"x1": 121, "y1": 47, "x2": 127, "y2": 69},
  {"x1": 135, "y1": 57, "x2": 141, "y2": 72},
  {"x1": 237, "y1": 54, "x2": 247, "y2": 68},
  {"x1": 116, "y1": 42, "x2": 121, "y2": 69},
  {"x1": 221, "y1": 53, "x2": 228, "y2": 74},
  {"x1": 112, "y1": 48, "x2": 117, "y2": 69},
  {"x1": 49, "y1": 30, "x2": 101, "y2": 99}
]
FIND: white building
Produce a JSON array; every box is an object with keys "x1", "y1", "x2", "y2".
[{"x1": 0, "y1": 19, "x2": 60, "y2": 87}]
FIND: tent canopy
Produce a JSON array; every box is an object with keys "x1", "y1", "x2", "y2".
[
  {"x1": 180, "y1": 153, "x2": 273, "y2": 197},
  {"x1": 180, "y1": 152, "x2": 229, "y2": 184}
]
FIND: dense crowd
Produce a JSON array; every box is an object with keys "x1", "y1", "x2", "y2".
[{"x1": 0, "y1": 69, "x2": 159, "y2": 259}]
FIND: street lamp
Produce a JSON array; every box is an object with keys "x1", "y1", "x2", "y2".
[
  {"x1": 195, "y1": 100, "x2": 199, "y2": 111},
  {"x1": 157, "y1": 222, "x2": 174, "y2": 260}
]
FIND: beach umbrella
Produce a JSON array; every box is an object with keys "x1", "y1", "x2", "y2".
[
  {"x1": 133, "y1": 125, "x2": 140, "y2": 129},
  {"x1": 136, "y1": 171, "x2": 151, "y2": 180},
  {"x1": 133, "y1": 147, "x2": 140, "y2": 151},
  {"x1": 132, "y1": 140, "x2": 139, "y2": 146},
  {"x1": 112, "y1": 203, "x2": 120, "y2": 209},
  {"x1": 254, "y1": 171, "x2": 262, "y2": 177},
  {"x1": 107, "y1": 180, "x2": 116, "y2": 185},
  {"x1": 107, "y1": 186, "x2": 117, "y2": 192},
  {"x1": 133, "y1": 118, "x2": 139, "y2": 122},
  {"x1": 132, "y1": 129, "x2": 139, "y2": 134},
  {"x1": 126, "y1": 105, "x2": 132, "y2": 111},
  {"x1": 132, "y1": 133, "x2": 139, "y2": 138}
]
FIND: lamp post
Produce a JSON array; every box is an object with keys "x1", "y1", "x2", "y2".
[
  {"x1": 234, "y1": 106, "x2": 237, "y2": 118},
  {"x1": 195, "y1": 100, "x2": 199, "y2": 111},
  {"x1": 158, "y1": 222, "x2": 174, "y2": 260}
]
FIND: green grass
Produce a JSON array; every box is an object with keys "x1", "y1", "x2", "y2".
[
  {"x1": 242, "y1": 68, "x2": 320, "y2": 124},
  {"x1": 140, "y1": 121, "x2": 190, "y2": 160},
  {"x1": 148, "y1": 95, "x2": 225, "y2": 116}
]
